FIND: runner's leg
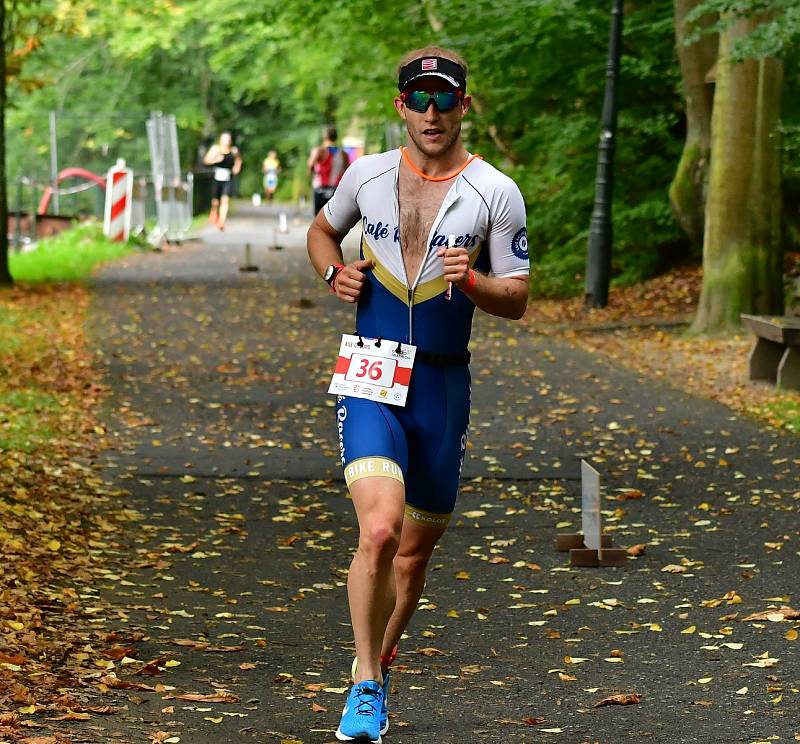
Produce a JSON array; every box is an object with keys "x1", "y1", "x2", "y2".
[
  {"x1": 218, "y1": 195, "x2": 230, "y2": 228},
  {"x1": 348, "y1": 476, "x2": 405, "y2": 684},
  {"x1": 382, "y1": 518, "x2": 445, "y2": 658}
]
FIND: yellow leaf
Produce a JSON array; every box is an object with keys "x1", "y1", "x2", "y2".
[
  {"x1": 204, "y1": 716, "x2": 223, "y2": 723},
  {"x1": 18, "y1": 705, "x2": 36, "y2": 714},
  {"x1": 555, "y1": 521, "x2": 572, "y2": 529},
  {"x1": 564, "y1": 598, "x2": 580, "y2": 606},
  {"x1": 785, "y1": 629, "x2": 798, "y2": 641},
  {"x1": 697, "y1": 677, "x2": 713, "y2": 684},
  {"x1": 47, "y1": 539, "x2": 61, "y2": 551},
  {"x1": 462, "y1": 510, "x2": 485, "y2": 519},
  {"x1": 164, "y1": 660, "x2": 181, "y2": 668},
  {"x1": 7, "y1": 621, "x2": 24, "y2": 631},
  {"x1": 455, "y1": 571, "x2": 470, "y2": 580},
  {"x1": 604, "y1": 657, "x2": 624, "y2": 663},
  {"x1": 735, "y1": 687, "x2": 748, "y2": 695},
  {"x1": 564, "y1": 656, "x2": 589, "y2": 664},
  {"x1": 681, "y1": 626, "x2": 696, "y2": 634}
]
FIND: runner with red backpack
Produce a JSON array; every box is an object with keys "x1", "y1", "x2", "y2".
[{"x1": 308, "y1": 126, "x2": 351, "y2": 215}]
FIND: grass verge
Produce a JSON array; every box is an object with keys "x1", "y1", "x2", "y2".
[{"x1": 9, "y1": 222, "x2": 135, "y2": 283}]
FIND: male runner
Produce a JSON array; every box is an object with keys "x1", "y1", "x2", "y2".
[
  {"x1": 307, "y1": 46, "x2": 529, "y2": 743},
  {"x1": 308, "y1": 127, "x2": 350, "y2": 215}
]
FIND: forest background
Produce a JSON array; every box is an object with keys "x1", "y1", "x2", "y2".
[{"x1": 5, "y1": 0, "x2": 800, "y2": 312}]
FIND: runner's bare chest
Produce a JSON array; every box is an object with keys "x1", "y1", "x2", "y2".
[{"x1": 398, "y1": 166, "x2": 453, "y2": 283}]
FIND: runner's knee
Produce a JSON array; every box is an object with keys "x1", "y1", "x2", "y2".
[{"x1": 359, "y1": 522, "x2": 401, "y2": 564}]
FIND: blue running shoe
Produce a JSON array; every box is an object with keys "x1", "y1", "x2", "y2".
[
  {"x1": 351, "y1": 657, "x2": 391, "y2": 735},
  {"x1": 335, "y1": 680, "x2": 384, "y2": 743}
]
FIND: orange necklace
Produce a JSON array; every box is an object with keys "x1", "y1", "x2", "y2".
[{"x1": 400, "y1": 146, "x2": 481, "y2": 182}]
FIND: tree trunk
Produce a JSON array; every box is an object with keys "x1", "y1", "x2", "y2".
[
  {"x1": 0, "y1": 0, "x2": 11, "y2": 287},
  {"x1": 691, "y1": 15, "x2": 783, "y2": 334},
  {"x1": 669, "y1": 0, "x2": 717, "y2": 246}
]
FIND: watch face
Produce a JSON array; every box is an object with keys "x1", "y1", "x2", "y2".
[{"x1": 324, "y1": 265, "x2": 336, "y2": 283}]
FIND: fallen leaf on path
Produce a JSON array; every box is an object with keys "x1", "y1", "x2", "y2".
[
  {"x1": 741, "y1": 607, "x2": 799, "y2": 622},
  {"x1": 594, "y1": 693, "x2": 641, "y2": 707},
  {"x1": 162, "y1": 692, "x2": 240, "y2": 703}
]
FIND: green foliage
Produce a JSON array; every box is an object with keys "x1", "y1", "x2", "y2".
[
  {"x1": 6, "y1": 0, "x2": 798, "y2": 296},
  {"x1": 9, "y1": 222, "x2": 134, "y2": 283},
  {"x1": 687, "y1": 0, "x2": 800, "y2": 59}
]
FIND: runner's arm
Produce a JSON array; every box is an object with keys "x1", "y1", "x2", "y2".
[
  {"x1": 307, "y1": 160, "x2": 371, "y2": 303},
  {"x1": 439, "y1": 250, "x2": 528, "y2": 319},
  {"x1": 450, "y1": 176, "x2": 529, "y2": 319},
  {"x1": 307, "y1": 212, "x2": 372, "y2": 304},
  {"x1": 233, "y1": 149, "x2": 243, "y2": 175},
  {"x1": 203, "y1": 146, "x2": 221, "y2": 165},
  {"x1": 307, "y1": 147, "x2": 321, "y2": 172}
]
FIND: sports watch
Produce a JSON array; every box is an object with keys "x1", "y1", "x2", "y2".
[{"x1": 324, "y1": 263, "x2": 344, "y2": 287}]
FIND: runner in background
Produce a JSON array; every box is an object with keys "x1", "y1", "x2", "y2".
[
  {"x1": 203, "y1": 132, "x2": 242, "y2": 230},
  {"x1": 262, "y1": 150, "x2": 281, "y2": 203},
  {"x1": 308, "y1": 126, "x2": 350, "y2": 215}
]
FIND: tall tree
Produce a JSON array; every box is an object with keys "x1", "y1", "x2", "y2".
[
  {"x1": 691, "y1": 13, "x2": 784, "y2": 333},
  {"x1": 669, "y1": 0, "x2": 717, "y2": 246},
  {"x1": 0, "y1": 0, "x2": 11, "y2": 286}
]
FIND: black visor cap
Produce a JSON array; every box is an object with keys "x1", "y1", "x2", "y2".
[{"x1": 398, "y1": 56, "x2": 467, "y2": 93}]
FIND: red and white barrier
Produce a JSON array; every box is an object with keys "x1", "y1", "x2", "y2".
[{"x1": 103, "y1": 159, "x2": 133, "y2": 241}]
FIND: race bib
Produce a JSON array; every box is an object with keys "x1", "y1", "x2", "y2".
[
  {"x1": 328, "y1": 334, "x2": 416, "y2": 407},
  {"x1": 214, "y1": 167, "x2": 231, "y2": 182}
]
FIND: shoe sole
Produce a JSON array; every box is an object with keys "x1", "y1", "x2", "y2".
[{"x1": 335, "y1": 726, "x2": 381, "y2": 743}]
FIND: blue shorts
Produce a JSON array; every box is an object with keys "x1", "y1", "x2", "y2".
[{"x1": 336, "y1": 363, "x2": 470, "y2": 527}]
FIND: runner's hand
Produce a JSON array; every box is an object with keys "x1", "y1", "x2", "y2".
[
  {"x1": 334, "y1": 259, "x2": 373, "y2": 303},
  {"x1": 437, "y1": 246, "x2": 470, "y2": 285}
]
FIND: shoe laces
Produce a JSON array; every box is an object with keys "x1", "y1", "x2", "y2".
[{"x1": 354, "y1": 684, "x2": 381, "y2": 717}]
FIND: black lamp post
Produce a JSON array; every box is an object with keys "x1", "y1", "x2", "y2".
[{"x1": 584, "y1": 0, "x2": 624, "y2": 309}]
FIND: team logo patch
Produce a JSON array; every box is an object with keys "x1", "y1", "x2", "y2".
[
  {"x1": 511, "y1": 227, "x2": 528, "y2": 260},
  {"x1": 421, "y1": 58, "x2": 437, "y2": 70}
]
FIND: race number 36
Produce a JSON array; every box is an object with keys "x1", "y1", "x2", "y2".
[{"x1": 345, "y1": 354, "x2": 397, "y2": 388}]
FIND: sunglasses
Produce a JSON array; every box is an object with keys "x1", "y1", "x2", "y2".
[{"x1": 401, "y1": 89, "x2": 463, "y2": 113}]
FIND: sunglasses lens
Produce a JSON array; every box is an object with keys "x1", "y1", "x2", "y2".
[
  {"x1": 433, "y1": 91, "x2": 459, "y2": 112},
  {"x1": 405, "y1": 90, "x2": 460, "y2": 113}
]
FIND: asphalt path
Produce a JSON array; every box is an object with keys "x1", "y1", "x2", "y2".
[{"x1": 85, "y1": 205, "x2": 799, "y2": 744}]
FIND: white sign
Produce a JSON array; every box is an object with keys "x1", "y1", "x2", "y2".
[
  {"x1": 328, "y1": 334, "x2": 416, "y2": 407},
  {"x1": 581, "y1": 460, "x2": 602, "y2": 552}
]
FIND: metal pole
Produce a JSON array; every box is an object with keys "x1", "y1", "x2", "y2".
[
  {"x1": 31, "y1": 182, "x2": 37, "y2": 242},
  {"x1": 14, "y1": 177, "x2": 21, "y2": 249},
  {"x1": 49, "y1": 111, "x2": 60, "y2": 215},
  {"x1": 584, "y1": 0, "x2": 623, "y2": 309}
]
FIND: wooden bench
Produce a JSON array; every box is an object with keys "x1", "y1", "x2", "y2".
[{"x1": 740, "y1": 314, "x2": 800, "y2": 390}]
